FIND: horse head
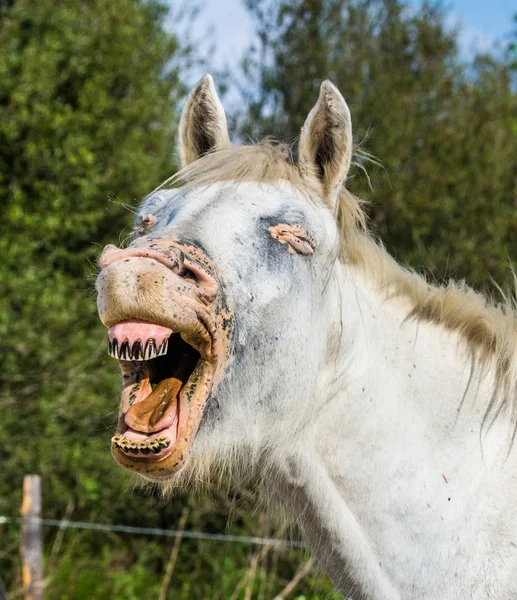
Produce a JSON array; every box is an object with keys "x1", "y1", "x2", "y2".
[{"x1": 96, "y1": 74, "x2": 355, "y2": 483}]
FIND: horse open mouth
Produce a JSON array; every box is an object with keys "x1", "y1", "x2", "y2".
[{"x1": 107, "y1": 319, "x2": 214, "y2": 480}]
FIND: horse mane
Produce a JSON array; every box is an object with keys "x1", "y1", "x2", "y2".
[{"x1": 162, "y1": 141, "x2": 517, "y2": 432}]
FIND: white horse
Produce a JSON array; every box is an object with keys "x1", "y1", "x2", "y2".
[{"x1": 96, "y1": 75, "x2": 517, "y2": 599}]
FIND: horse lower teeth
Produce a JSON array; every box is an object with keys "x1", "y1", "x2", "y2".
[{"x1": 111, "y1": 435, "x2": 171, "y2": 454}]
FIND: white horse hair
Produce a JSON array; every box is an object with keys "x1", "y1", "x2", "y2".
[{"x1": 97, "y1": 74, "x2": 517, "y2": 599}]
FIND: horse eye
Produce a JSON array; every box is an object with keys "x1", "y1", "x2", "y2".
[{"x1": 269, "y1": 224, "x2": 316, "y2": 256}]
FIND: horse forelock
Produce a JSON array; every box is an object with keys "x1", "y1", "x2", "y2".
[
  {"x1": 158, "y1": 140, "x2": 367, "y2": 249},
  {"x1": 153, "y1": 140, "x2": 517, "y2": 438}
]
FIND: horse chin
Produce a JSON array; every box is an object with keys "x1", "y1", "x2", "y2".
[{"x1": 107, "y1": 321, "x2": 218, "y2": 482}]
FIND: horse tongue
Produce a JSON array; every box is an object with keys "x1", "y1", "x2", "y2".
[{"x1": 124, "y1": 376, "x2": 183, "y2": 434}]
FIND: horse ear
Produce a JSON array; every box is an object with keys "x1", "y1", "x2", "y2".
[
  {"x1": 298, "y1": 80, "x2": 353, "y2": 209},
  {"x1": 178, "y1": 74, "x2": 231, "y2": 167}
]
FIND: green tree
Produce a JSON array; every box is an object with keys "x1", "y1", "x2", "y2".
[
  {"x1": 239, "y1": 0, "x2": 517, "y2": 288},
  {"x1": 0, "y1": 0, "x2": 190, "y2": 588}
]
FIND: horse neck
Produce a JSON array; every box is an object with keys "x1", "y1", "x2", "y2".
[{"x1": 272, "y1": 261, "x2": 517, "y2": 599}]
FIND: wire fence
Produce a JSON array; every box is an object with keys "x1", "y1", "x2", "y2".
[{"x1": 0, "y1": 515, "x2": 305, "y2": 549}]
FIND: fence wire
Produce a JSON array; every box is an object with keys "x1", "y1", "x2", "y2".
[{"x1": 0, "y1": 516, "x2": 305, "y2": 549}]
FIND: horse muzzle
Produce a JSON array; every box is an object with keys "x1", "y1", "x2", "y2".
[{"x1": 95, "y1": 238, "x2": 234, "y2": 481}]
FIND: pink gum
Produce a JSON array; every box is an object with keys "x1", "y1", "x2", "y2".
[{"x1": 108, "y1": 320, "x2": 173, "y2": 346}]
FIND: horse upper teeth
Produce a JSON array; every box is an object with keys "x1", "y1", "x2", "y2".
[{"x1": 108, "y1": 337, "x2": 169, "y2": 361}]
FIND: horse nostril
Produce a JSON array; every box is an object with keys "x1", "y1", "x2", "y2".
[
  {"x1": 180, "y1": 267, "x2": 197, "y2": 282},
  {"x1": 172, "y1": 247, "x2": 185, "y2": 274},
  {"x1": 171, "y1": 248, "x2": 199, "y2": 282}
]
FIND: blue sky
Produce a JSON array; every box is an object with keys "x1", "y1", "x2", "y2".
[
  {"x1": 446, "y1": 0, "x2": 515, "y2": 53},
  {"x1": 448, "y1": 0, "x2": 514, "y2": 41},
  {"x1": 186, "y1": 0, "x2": 515, "y2": 72}
]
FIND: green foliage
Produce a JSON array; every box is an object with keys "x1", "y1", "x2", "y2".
[
  {"x1": 239, "y1": 0, "x2": 517, "y2": 289},
  {"x1": 0, "y1": 0, "x2": 187, "y2": 508},
  {"x1": 0, "y1": 0, "x2": 187, "y2": 410},
  {"x1": 0, "y1": 0, "x2": 190, "y2": 593}
]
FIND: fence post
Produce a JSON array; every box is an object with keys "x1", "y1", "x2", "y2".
[{"x1": 20, "y1": 475, "x2": 43, "y2": 600}]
